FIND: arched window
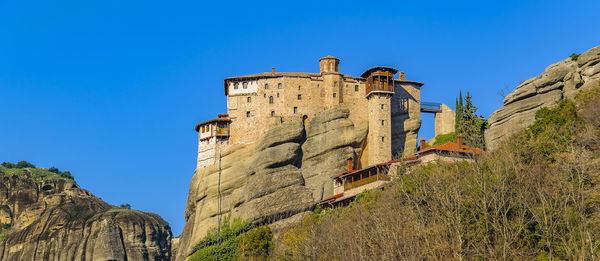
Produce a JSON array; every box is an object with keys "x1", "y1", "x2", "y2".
[
  {"x1": 265, "y1": 83, "x2": 269, "y2": 89},
  {"x1": 278, "y1": 83, "x2": 282, "y2": 89},
  {"x1": 247, "y1": 97, "x2": 251, "y2": 103},
  {"x1": 271, "y1": 111, "x2": 275, "y2": 117},
  {"x1": 269, "y1": 96, "x2": 273, "y2": 104},
  {"x1": 243, "y1": 82, "x2": 248, "y2": 89},
  {"x1": 355, "y1": 85, "x2": 359, "y2": 92},
  {"x1": 234, "y1": 82, "x2": 239, "y2": 89}
]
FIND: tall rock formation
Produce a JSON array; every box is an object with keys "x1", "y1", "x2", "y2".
[
  {"x1": 177, "y1": 107, "x2": 367, "y2": 260},
  {"x1": 486, "y1": 46, "x2": 600, "y2": 150},
  {"x1": 0, "y1": 169, "x2": 172, "y2": 260}
]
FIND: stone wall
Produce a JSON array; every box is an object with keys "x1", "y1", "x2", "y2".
[
  {"x1": 486, "y1": 46, "x2": 600, "y2": 150},
  {"x1": 434, "y1": 103, "x2": 455, "y2": 137}
]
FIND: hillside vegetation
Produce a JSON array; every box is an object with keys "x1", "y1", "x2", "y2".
[
  {"x1": 276, "y1": 84, "x2": 600, "y2": 260},
  {"x1": 0, "y1": 161, "x2": 73, "y2": 181}
]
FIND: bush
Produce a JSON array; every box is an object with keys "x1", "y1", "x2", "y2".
[
  {"x1": 238, "y1": 226, "x2": 272, "y2": 260},
  {"x1": 119, "y1": 203, "x2": 131, "y2": 209},
  {"x1": 189, "y1": 214, "x2": 253, "y2": 261},
  {"x1": 48, "y1": 167, "x2": 59, "y2": 173},
  {"x1": 1, "y1": 162, "x2": 15, "y2": 168},
  {"x1": 15, "y1": 161, "x2": 35, "y2": 168},
  {"x1": 59, "y1": 171, "x2": 73, "y2": 180},
  {"x1": 570, "y1": 53, "x2": 580, "y2": 61}
]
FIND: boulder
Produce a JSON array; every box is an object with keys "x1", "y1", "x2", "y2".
[
  {"x1": 176, "y1": 107, "x2": 368, "y2": 260},
  {"x1": 0, "y1": 173, "x2": 172, "y2": 261},
  {"x1": 486, "y1": 45, "x2": 600, "y2": 150}
]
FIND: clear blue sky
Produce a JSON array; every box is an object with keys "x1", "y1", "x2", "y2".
[{"x1": 1, "y1": 0, "x2": 599, "y2": 236}]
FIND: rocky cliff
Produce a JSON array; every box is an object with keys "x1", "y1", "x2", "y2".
[
  {"x1": 177, "y1": 107, "x2": 367, "y2": 260},
  {"x1": 0, "y1": 168, "x2": 172, "y2": 260},
  {"x1": 486, "y1": 46, "x2": 600, "y2": 150}
]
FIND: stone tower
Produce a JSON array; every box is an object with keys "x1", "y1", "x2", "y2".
[
  {"x1": 361, "y1": 67, "x2": 397, "y2": 165},
  {"x1": 319, "y1": 56, "x2": 344, "y2": 106}
]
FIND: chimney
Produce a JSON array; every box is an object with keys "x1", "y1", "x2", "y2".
[
  {"x1": 346, "y1": 158, "x2": 353, "y2": 172},
  {"x1": 272, "y1": 67, "x2": 275, "y2": 74},
  {"x1": 420, "y1": 138, "x2": 426, "y2": 151},
  {"x1": 457, "y1": 135, "x2": 463, "y2": 147}
]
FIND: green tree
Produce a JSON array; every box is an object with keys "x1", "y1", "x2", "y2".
[
  {"x1": 15, "y1": 161, "x2": 35, "y2": 168},
  {"x1": 456, "y1": 92, "x2": 488, "y2": 149},
  {"x1": 119, "y1": 203, "x2": 131, "y2": 209},
  {"x1": 1, "y1": 162, "x2": 16, "y2": 168}
]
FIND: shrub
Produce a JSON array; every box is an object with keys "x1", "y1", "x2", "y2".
[
  {"x1": 59, "y1": 171, "x2": 73, "y2": 180},
  {"x1": 1, "y1": 162, "x2": 15, "y2": 168},
  {"x1": 119, "y1": 204, "x2": 131, "y2": 209},
  {"x1": 238, "y1": 226, "x2": 272, "y2": 260},
  {"x1": 15, "y1": 161, "x2": 35, "y2": 168},
  {"x1": 570, "y1": 53, "x2": 580, "y2": 61},
  {"x1": 48, "y1": 167, "x2": 59, "y2": 173}
]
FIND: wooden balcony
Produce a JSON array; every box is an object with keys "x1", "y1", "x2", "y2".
[{"x1": 344, "y1": 173, "x2": 390, "y2": 191}]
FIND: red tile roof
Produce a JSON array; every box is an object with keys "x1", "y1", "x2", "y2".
[{"x1": 415, "y1": 141, "x2": 486, "y2": 155}]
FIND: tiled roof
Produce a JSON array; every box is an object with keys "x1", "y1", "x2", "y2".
[
  {"x1": 415, "y1": 142, "x2": 486, "y2": 155},
  {"x1": 194, "y1": 117, "x2": 230, "y2": 132}
]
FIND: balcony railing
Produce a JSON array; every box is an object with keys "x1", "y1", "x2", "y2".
[{"x1": 344, "y1": 173, "x2": 390, "y2": 190}]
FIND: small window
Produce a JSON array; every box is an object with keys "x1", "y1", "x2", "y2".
[
  {"x1": 298, "y1": 85, "x2": 301, "y2": 90},
  {"x1": 317, "y1": 84, "x2": 320, "y2": 88},
  {"x1": 278, "y1": 83, "x2": 282, "y2": 89},
  {"x1": 264, "y1": 93, "x2": 266, "y2": 98},
  {"x1": 355, "y1": 85, "x2": 359, "y2": 92},
  {"x1": 381, "y1": 120, "x2": 385, "y2": 126},
  {"x1": 269, "y1": 96, "x2": 273, "y2": 104},
  {"x1": 381, "y1": 136, "x2": 385, "y2": 142},
  {"x1": 293, "y1": 107, "x2": 298, "y2": 114},
  {"x1": 381, "y1": 104, "x2": 384, "y2": 109},
  {"x1": 271, "y1": 111, "x2": 275, "y2": 117},
  {"x1": 346, "y1": 84, "x2": 348, "y2": 88},
  {"x1": 234, "y1": 82, "x2": 239, "y2": 89},
  {"x1": 277, "y1": 93, "x2": 280, "y2": 98},
  {"x1": 243, "y1": 82, "x2": 248, "y2": 89},
  {"x1": 265, "y1": 83, "x2": 269, "y2": 89},
  {"x1": 333, "y1": 93, "x2": 337, "y2": 98},
  {"x1": 297, "y1": 94, "x2": 301, "y2": 100},
  {"x1": 246, "y1": 111, "x2": 251, "y2": 117},
  {"x1": 247, "y1": 97, "x2": 251, "y2": 103}
]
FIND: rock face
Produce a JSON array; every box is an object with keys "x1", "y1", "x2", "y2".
[
  {"x1": 486, "y1": 46, "x2": 600, "y2": 150},
  {"x1": 0, "y1": 171, "x2": 172, "y2": 260},
  {"x1": 177, "y1": 107, "x2": 367, "y2": 260}
]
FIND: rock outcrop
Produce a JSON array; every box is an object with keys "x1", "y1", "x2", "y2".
[
  {"x1": 486, "y1": 46, "x2": 600, "y2": 150},
  {"x1": 0, "y1": 170, "x2": 172, "y2": 260},
  {"x1": 177, "y1": 107, "x2": 367, "y2": 260}
]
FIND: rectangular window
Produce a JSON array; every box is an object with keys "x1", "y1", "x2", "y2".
[
  {"x1": 265, "y1": 83, "x2": 268, "y2": 89},
  {"x1": 277, "y1": 93, "x2": 280, "y2": 98},
  {"x1": 355, "y1": 85, "x2": 359, "y2": 92},
  {"x1": 269, "y1": 96, "x2": 273, "y2": 104},
  {"x1": 234, "y1": 82, "x2": 239, "y2": 89},
  {"x1": 293, "y1": 107, "x2": 298, "y2": 114},
  {"x1": 297, "y1": 94, "x2": 301, "y2": 100},
  {"x1": 278, "y1": 83, "x2": 282, "y2": 89},
  {"x1": 381, "y1": 120, "x2": 384, "y2": 126},
  {"x1": 247, "y1": 97, "x2": 251, "y2": 103},
  {"x1": 264, "y1": 93, "x2": 266, "y2": 98},
  {"x1": 381, "y1": 104, "x2": 384, "y2": 109},
  {"x1": 381, "y1": 136, "x2": 385, "y2": 142},
  {"x1": 333, "y1": 93, "x2": 336, "y2": 98},
  {"x1": 243, "y1": 82, "x2": 248, "y2": 89},
  {"x1": 271, "y1": 111, "x2": 275, "y2": 117},
  {"x1": 246, "y1": 111, "x2": 251, "y2": 117}
]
